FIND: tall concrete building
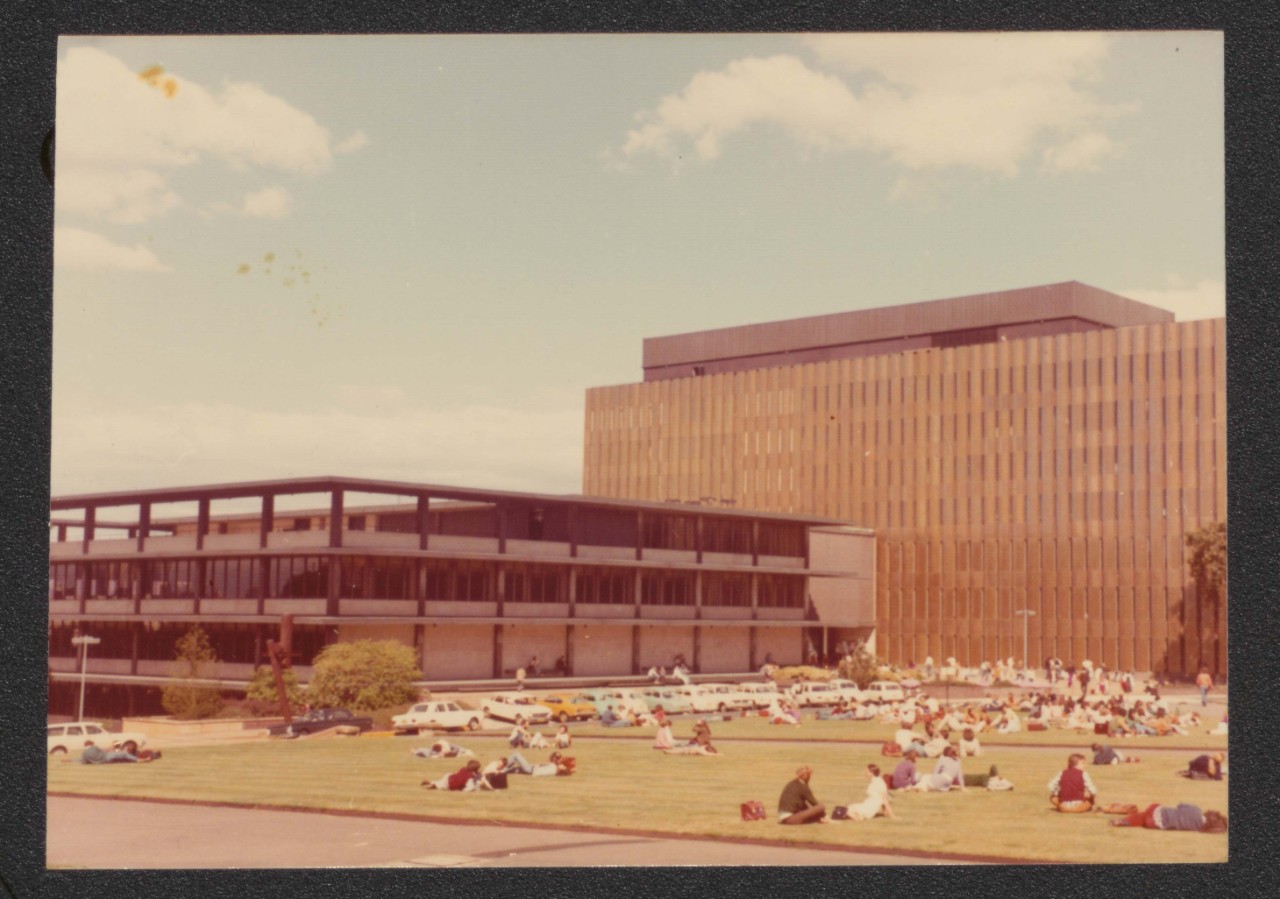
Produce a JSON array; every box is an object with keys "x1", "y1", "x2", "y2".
[{"x1": 583, "y1": 282, "x2": 1227, "y2": 676}]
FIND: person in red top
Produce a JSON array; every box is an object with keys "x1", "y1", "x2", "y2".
[
  {"x1": 1048, "y1": 753, "x2": 1098, "y2": 813},
  {"x1": 422, "y1": 759, "x2": 486, "y2": 791},
  {"x1": 1195, "y1": 668, "x2": 1214, "y2": 707}
]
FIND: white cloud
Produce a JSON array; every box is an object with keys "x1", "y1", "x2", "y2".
[
  {"x1": 1119, "y1": 277, "x2": 1225, "y2": 322},
  {"x1": 240, "y1": 186, "x2": 294, "y2": 219},
  {"x1": 335, "y1": 131, "x2": 370, "y2": 155},
  {"x1": 50, "y1": 394, "x2": 585, "y2": 498},
  {"x1": 620, "y1": 33, "x2": 1128, "y2": 178},
  {"x1": 56, "y1": 167, "x2": 181, "y2": 224},
  {"x1": 55, "y1": 47, "x2": 358, "y2": 226},
  {"x1": 54, "y1": 226, "x2": 172, "y2": 272}
]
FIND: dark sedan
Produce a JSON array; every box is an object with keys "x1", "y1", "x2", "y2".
[{"x1": 267, "y1": 708, "x2": 373, "y2": 737}]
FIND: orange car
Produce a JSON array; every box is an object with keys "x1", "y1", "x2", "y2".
[{"x1": 536, "y1": 694, "x2": 598, "y2": 723}]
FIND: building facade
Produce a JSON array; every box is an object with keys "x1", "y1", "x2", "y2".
[
  {"x1": 48, "y1": 477, "x2": 873, "y2": 716},
  {"x1": 583, "y1": 282, "x2": 1227, "y2": 676}
]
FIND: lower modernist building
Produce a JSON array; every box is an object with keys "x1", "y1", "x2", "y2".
[
  {"x1": 584, "y1": 282, "x2": 1227, "y2": 677},
  {"x1": 48, "y1": 476, "x2": 873, "y2": 716}
]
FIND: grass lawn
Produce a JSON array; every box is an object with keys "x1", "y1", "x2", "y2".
[{"x1": 48, "y1": 712, "x2": 1228, "y2": 864}]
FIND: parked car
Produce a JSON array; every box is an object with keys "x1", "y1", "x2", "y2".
[
  {"x1": 392, "y1": 700, "x2": 481, "y2": 735},
  {"x1": 828, "y1": 679, "x2": 868, "y2": 703},
  {"x1": 47, "y1": 722, "x2": 148, "y2": 756},
  {"x1": 578, "y1": 688, "x2": 649, "y2": 718},
  {"x1": 738, "y1": 682, "x2": 781, "y2": 709},
  {"x1": 863, "y1": 680, "x2": 907, "y2": 703},
  {"x1": 267, "y1": 708, "x2": 374, "y2": 737},
  {"x1": 671, "y1": 685, "x2": 721, "y2": 714},
  {"x1": 787, "y1": 682, "x2": 843, "y2": 707},
  {"x1": 481, "y1": 692, "x2": 553, "y2": 725},
  {"x1": 700, "y1": 682, "x2": 755, "y2": 712},
  {"x1": 535, "y1": 694, "x2": 598, "y2": 723},
  {"x1": 639, "y1": 686, "x2": 694, "y2": 715}
]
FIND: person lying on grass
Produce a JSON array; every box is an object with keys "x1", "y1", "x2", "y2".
[
  {"x1": 1109, "y1": 804, "x2": 1227, "y2": 833},
  {"x1": 837, "y1": 764, "x2": 896, "y2": 821},
  {"x1": 777, "y1": 765, "x2": 826, "y2": 824},
  {"x1": 79, "y1": 740, "x2": 160, "y2": 764},
  {"x1": 501, "y1": 751, "x2": 576, "y2": 776},
  {"x1": 1048, "y1": 753, "x2": 1097, "y2": 812},
  {"x1": 1091, "y1": 743, "x2": 1140, "y2": 765},
  {"x1": 412, "y1": 740, "x2": 474, "y2": 759},
  {"x1": 422, "y1": 759, "x2": 488, "y2": 791}
]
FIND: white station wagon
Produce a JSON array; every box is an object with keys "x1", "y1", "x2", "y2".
[
  {"x1": 48, "y1": 722, "x2": 148, "y2": 756},
  {"x1": 392, "y1": 701, "x2": 482, "y2": 734}
]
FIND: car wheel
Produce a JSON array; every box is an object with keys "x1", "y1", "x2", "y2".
[
  {"x1": 295, "y1": 727, "x2": 310, "y2": 736},
  {"x1": 558, "y1": 712, "x2": 569, "y2": 724},
  {"x1": 467, "y1": 718, "x2": 480, "y2": 732},
  {"x1": 49, "y1": 745, "x2": 66, "y2": 756},
  {"x1": 121, "y1": 740, "x2": 139, "y2": 755}
]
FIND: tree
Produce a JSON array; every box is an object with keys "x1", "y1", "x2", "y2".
[
  {"x1": 1186, "y1": 521, "x2": 1227, "y2": 605},
  {"x1": 836, "y1": 641, "x2": 881, "y2": 688},
  {"x1": 161, "y1": 625, "x2": 225, "y2": 719},
  {"x1": 305, "y1": 640, "x2": 421, "y2": 711},
  {"x1": 245, "y1": 664, "x2": 305, "y2": 707}
]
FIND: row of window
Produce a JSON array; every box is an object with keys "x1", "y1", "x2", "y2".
[
  {"x1": 48, "y1": 556, "x2": 808, "y2": 608},
  {"x1": 49, "y1": 622, "x2": 329, "y2": 666}
]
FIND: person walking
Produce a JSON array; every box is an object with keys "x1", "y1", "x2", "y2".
[{"x1": 1195, "y1": 668, "x2": 1213, "y2": 707}]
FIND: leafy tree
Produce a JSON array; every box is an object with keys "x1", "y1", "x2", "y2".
[
  {"x1": 1186, "y1": 521, "x2": 1227, "y2": 605},
  {"x1": 305, "y1": 640, "x2": 421, "y2": 711},
  {"x1": 836, "y1": 641, "x2": 881, "y2": 688},
  {"x1": 245, "y1": 664, "x2": 305, "y2": 707},
  {"x1": 161, "y1": 625, "x2": 225, "y2": 719}
]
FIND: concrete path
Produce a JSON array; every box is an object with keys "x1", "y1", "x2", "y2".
[{"x1": 47, "y1": 796, "x2": 973, "y2": 868}]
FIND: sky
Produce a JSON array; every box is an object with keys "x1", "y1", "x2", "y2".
[{"x1": 51, "y1": 32, "x2": 1225, "y2": 501}]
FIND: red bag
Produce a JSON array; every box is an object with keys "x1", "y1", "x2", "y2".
[
  {"x1": 740, "y1": 800, "x2": 766, "y2": 821},
  {"x1": 1028, "y1": 721, "x2": 1047, "y2": 731},
  {"x1": 881, "y1": 741, "x2": 902, "y2": 757}
]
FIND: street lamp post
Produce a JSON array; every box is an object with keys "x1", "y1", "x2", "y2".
[
  {"x1": 71, "y1": 634, "x2": 101, "y2": 722},
  {"x1": 1014, "y1": 610, "x2": 1036, "y2": 683}
]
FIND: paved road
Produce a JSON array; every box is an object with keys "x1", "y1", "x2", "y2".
[{"x1": 48, "y1": 796, "x2": 971, "y2": 868}]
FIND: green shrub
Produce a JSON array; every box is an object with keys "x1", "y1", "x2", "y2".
[
  {"x1": 305, "y1": 640, "x2": 421, "y2": 711},
  {"x1": 161, "y1": 626, "x2": 225, "y2": 719},
  {"x1": 245, "y1": 664, "x2": 305, "y2": 707}
]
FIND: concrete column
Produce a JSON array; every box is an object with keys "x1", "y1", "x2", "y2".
[
  {"x1": 417, "y1": 495, "x2": 430, "y2": 551},
  {"x1": 329, "y1": 490, "x2": 344, "y2": 549},
  {"x1": 260, "y1": 494, "x2": 274, "y2": 549}
]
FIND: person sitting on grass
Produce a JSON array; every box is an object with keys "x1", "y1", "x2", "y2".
[
  {"x1": 509, "y1": 717, "x2": 531, "y2": 748},
  {"x1": 1180, "y1": 752, "x2": 1225, "y2": 781},
  {"x1": 777, "y1": 765, "x2": 826, "y2": 824},
  {"x1": 690, "y1": 718, "x2": 716, "y2": 750},
  {"x1": 994, "y1": 708, "x2": 1022, "y2": 734},
  {"x1": 958, "y1": 728, "x2": 982, "y2": 758},
  {"x1": 653, "y1": 720, "x2": 676, "y2": 750},
  {"x1": 891, "y1": 750, "x2": 922, "y2": 790},
  {"x1": 1048, "y1": 753, "x2": 1098, "y2": 812},
  {"x1": 1109, "y1": 804, "x2": 1227, "y2": 833},
  {"x1": 412, "y1": 740, "x2": 474, "y2": 759},
  {"x1": 912, "y1": 745, "x2": 967, "y2": 792},
  {"x1": 1091, "y1": 742, "x2": 1140, "y2": 765},
  {"x1": 553, "y1": 725, "x2": 572, "y2": 749},
  {"x1": 839, "y1": 764, "x2": 896, "y2": 821},
  {"x1": 422, "y1": 758, "x2": 487, "y2": 791},
  {"x1": 80, "y1": 740, "x2": 159, "y2": 764},
  {"x1": 894, "y1": 723, "x2": 928, "y2": 756},
  {"x1": 921, "y1": 726, "x2": 952, "y2": 759}
]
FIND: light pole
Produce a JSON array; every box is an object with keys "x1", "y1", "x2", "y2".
[
  {"x1": 72, "y1": 634, "x2": 101, "y2": 722},
  {"x1": 1014, "y1": 610, "x2": 1036, "y2": 682}
]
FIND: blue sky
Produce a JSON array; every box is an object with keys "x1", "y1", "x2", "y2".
[{"x1": 52, "y1": 32, "x2": 1224, "y2": 499}]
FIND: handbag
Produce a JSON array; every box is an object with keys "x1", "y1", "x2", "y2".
[
  {"x1": 485, "y1": 771, "x2": 509, "y2": 790},
  {"x1": 881, "y1": 741, "x2": 902, "y2": 757},
  {"x1": 831, "y1": 805, "x2": 850, "y2": 820},
  {"x1": 739, "y1": 800, "x2": 766, "y2": 821}
]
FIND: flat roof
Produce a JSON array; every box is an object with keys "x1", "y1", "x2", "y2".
[
  {"x1": 643, "y1": 281, "x2": 1174, "y2": 370},
  {"x1": 49, "y1": 475, "x2": 863, "y2": 530}
]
